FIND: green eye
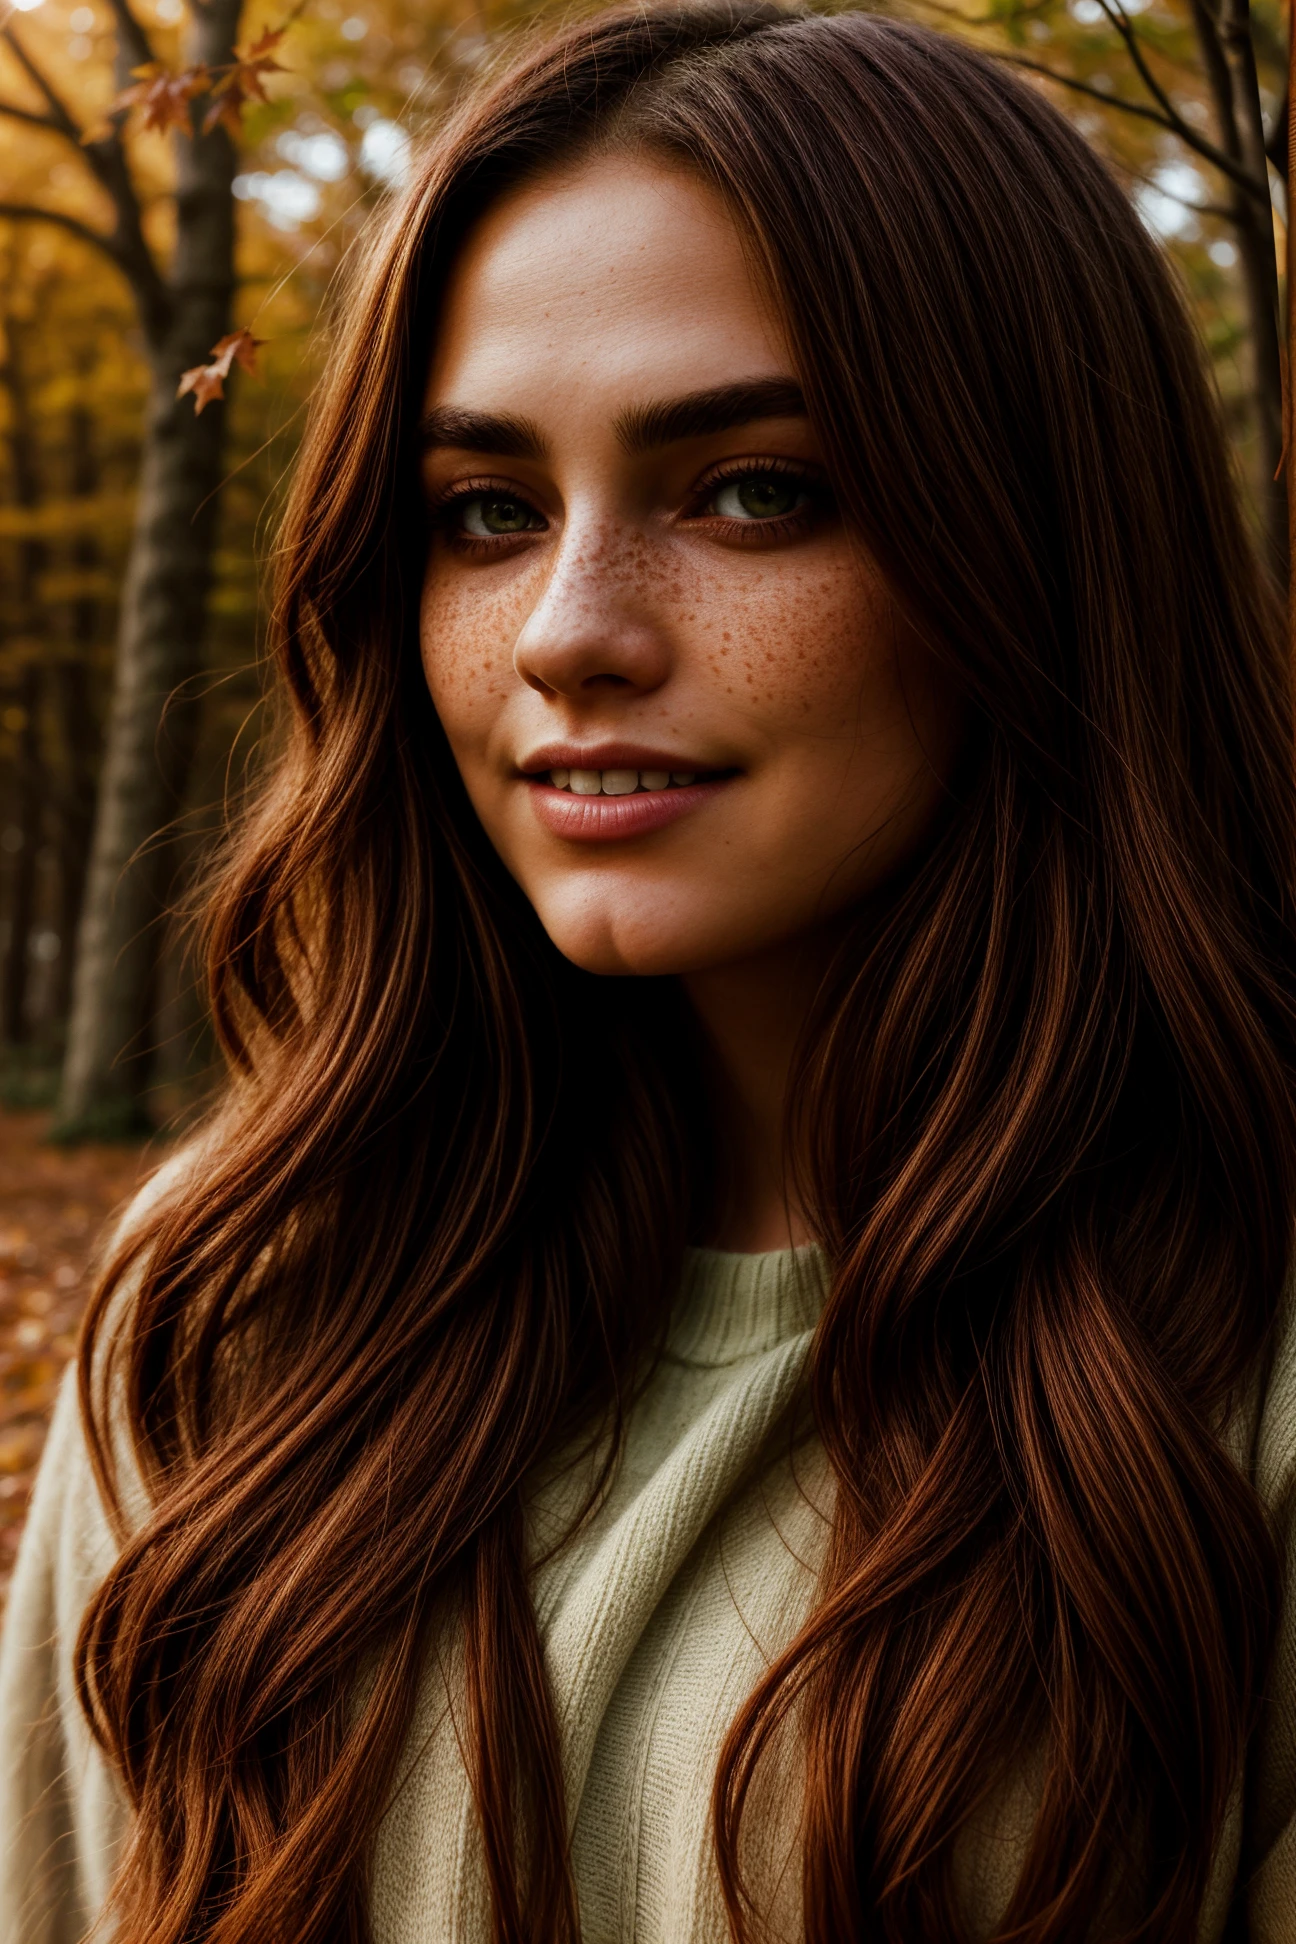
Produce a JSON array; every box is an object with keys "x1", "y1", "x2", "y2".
[
  {"x1": 711, "y1": 475, "x2": 807, "y2": 521},
  {"x1": 460, "y1": 494, "x2": 541, "y2": 537}
]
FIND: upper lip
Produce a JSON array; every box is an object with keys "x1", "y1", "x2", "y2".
[{"x1": 517, "y1": 742, "x2": 730, "y2": 776}]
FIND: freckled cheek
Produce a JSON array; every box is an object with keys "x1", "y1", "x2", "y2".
[
  {"x1": 418, "y1": 565, "x2": 533, "y2": 731},
  {"x1": 684, "y1": 563, "x2": 881, "y2": 719}
]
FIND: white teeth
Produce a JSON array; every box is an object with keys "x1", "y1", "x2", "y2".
[{"x1": 545, "y1": 766, "x2": 708, "y2": 794}]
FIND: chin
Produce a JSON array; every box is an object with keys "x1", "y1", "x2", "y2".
[
  {"x1": 528, "y1": 887, "x2": 726, "y2": 980},
  {"x1": 544, "y1": 924, "x2": 696, "y2": 980}
]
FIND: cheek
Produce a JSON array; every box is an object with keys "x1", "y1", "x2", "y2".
[
  {"x1": 419, "y1": 562, "x2": 529, "y2": 729},
  {"x1": 684, "y1": 547, "x2": 903, "y2": 735}
]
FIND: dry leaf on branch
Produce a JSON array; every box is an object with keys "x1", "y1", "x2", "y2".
[
  {"x1": 204, "y1": 28, "x2": 288, "y2": 136},
  {"x1": 92, "y1": 26, "x2": 288, "y2": 142},
  {"x1": 102, "y1": 61, "x2": 210, "y2": 137},
  {"x1": 177, "y1": 328, "x2": 266, "y2": 414}
]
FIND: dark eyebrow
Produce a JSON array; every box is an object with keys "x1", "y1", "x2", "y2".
[
  {"x1": 417, "y1": 405, "x2": 547, "y2": 459},
  {"x1": 614, "y1": 378, "x2": 807, "y2": 454},
  {"x1": 417, "y1": 378, "x2": 807, "y2": 463}
]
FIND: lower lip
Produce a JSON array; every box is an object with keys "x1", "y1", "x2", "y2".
[{"x1": 525, "y1": 777, "x2": 734, "y2": 843}]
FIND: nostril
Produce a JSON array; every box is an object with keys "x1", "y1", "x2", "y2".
[{"x1": 582, "y1": 673, "x2": 636, "y2": 689}]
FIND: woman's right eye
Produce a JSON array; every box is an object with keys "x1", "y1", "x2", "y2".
[{"x1": 455, "y1": 493, "x2": 545, "y2": 538}]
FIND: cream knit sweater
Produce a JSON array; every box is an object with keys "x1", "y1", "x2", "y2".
[{"x1": 3, "y1": 1239, "x2": 1296, "y2": 1942}]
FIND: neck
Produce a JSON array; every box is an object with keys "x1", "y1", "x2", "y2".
[{"x1": 682, "y1": 932, "x2": 832, "y2": 1254}]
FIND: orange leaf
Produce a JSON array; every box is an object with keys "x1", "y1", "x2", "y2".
[
  {"x1": 202, "y1": 27, "x2": 287, "y2": 133},
  {"x1": 210, "y1": 327, "x2": 265, "y2": 379},
  {"x1": 109, "y1": 61, "x2": 208, "y2": 136},
  {"x1": 239, "y1": 26, "x2": 286, "y2": 62},
  {"x1": 177, "y1": 328, "x2": 266, "y2": 414},
  {"x1": 202, "y1": 91, "x2": 246, "y2": 137},
  {"x1": 176, "y1": 364, "x2": 226, "y2": 414}
]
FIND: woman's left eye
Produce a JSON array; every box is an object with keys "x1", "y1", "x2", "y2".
[{"x1": 708, "y1": 474, "x2": 809, "y2": 521}]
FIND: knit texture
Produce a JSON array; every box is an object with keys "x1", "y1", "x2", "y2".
[{"x1": 2, "y1": 1237, "x2": 1295, "y2": 1941}]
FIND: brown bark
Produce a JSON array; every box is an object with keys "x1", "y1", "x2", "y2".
[
  {"x1": 0, "y1": 308, "x2": 46, "y2": 1045},
  {"x1": 2, "y1": 664, "x2": 42, "y2": 1045},
  {"x1": 1190, "y1": 0, "x2": 1286, "y2": 572},
  {"x1": 47, "y1": 391, "x2": 103, "y2": 1029},
  {"x1": 49, "y1": 658, "x2": 97, "y2": 1030},
  {"x1": 53, "y1": 0, "x2": 242, "y2": 1135}
]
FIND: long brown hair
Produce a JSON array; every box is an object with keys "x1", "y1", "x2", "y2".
[{"x1": 75, "y1": 6, "x2": 1296, "y2": 1941}]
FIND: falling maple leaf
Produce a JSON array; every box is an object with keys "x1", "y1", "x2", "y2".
[
  {"x1": 106, "y1": 61, "x2": 209, "y2": 136},
  {"x1": 177, "y1": 328, "x2": 266, "y2": 415},
  {"x1": 204, "y1": 28, "x2": 287, "y2": 136}
]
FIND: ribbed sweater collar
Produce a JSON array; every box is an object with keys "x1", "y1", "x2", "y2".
[{"x1": 667, "y1": 1243, "x2": 828, "y2": 1366}]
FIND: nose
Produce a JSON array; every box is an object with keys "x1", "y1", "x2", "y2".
[{"x1": 513, "y1": 520, "x2": 672, "y2": 699}]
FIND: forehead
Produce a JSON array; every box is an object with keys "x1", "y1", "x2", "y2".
[{"x1": 423, "y1": 154, "x2": 791, "y2": 415}]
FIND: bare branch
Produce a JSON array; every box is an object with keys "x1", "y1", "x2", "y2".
[
  {"x1": 1093, "y1": 0, "x2": 1270, "y2": 204},
  {"x1": 1002, "y1": 52, "x2": 1270, "y2": 201},
  {"x1": 0, "y1": 22, "x2": 83, "y2": 141},
  {"x1": 0, "y1": 201, "x2": 123, "y2": 263},
  {"x1": 0, "y1": 18, "x2": 171, "y2": 343},
  {"x1": 1096, "y1": 0, "x2": 1195, "y2": 123},
  {"x1": 1005, "y1": 56, "x2": 1184, "y2": 126},
  {"x1": 0, "y1": 96, "x2": 62, "y2": 134},
  {"x1": 103, "y1": 0, "x2": 157, "y2": 71}
]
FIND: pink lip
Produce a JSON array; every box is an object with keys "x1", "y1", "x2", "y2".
[{"x1": 526, "y1": 776, "x2": 733, "y2": 843}]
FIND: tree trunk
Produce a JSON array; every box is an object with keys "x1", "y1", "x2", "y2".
[
  {"x1": 2, "y1": 664, "x2": 42, "y2": 1045},
  {"x1": 55, "y1": 0, "x2": 239, "y2": 1138},
  {"x1": 48, "y1": 390, "x2": 103, "y2": 1029},
  {"x1": 1, "y1": 306, "x2": 46, "y2": 1047},
  {"x1": 1222, "y1": 0, "x2": 1286, "y2": 571},
  {"x1": 1192, "y1": 0, "x2": 1288, "y2": 569},
  {"x1": 49, "y1": 657, "x2": 98, "y2": 1028}
]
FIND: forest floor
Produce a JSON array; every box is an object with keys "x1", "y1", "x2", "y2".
[{"x1": 0, "y1": 1108, "x2": 159, "y2": 1608}]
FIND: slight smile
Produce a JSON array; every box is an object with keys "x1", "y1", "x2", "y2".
[{"x1": 520, "y1": 747, "x2": 739, "y2": 843}]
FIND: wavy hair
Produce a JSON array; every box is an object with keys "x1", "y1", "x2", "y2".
[{"x1": 75, "y1": 6, "x2": 1295, "y2": 1942}]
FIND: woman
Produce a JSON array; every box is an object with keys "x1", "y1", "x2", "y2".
[{"x1": 3, "y1": 4, "x2": 1294, "y2": 1940}]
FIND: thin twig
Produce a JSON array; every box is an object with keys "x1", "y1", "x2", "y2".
[
  {"x1": 1002, "y1": 52, "x2": 1270, "y2": 200},
  {"x1": 0, "y1": 97, "x2": 62, "y2": 134},
  {"x1": 0, "y1": 22, "x2": 83, "y2": 140},
  {"x1": 102, "y1": 0, "x2": 156, "y2": 72},
  {"x1": 0, "y1": 201, "x2": 122, "y2": 265}
]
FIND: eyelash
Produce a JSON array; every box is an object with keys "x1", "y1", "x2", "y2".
[{"x1": 430, "y1": 459, "x2": 828, "y2": 555}]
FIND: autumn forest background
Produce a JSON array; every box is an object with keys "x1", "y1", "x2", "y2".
[{"x1": 0, "y1": 0, "x2": 1289, "y2": 1592}]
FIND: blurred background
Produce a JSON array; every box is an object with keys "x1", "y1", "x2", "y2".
[{"x1": 0, "y1": 0, "x2": 1288, "y2": 1596}]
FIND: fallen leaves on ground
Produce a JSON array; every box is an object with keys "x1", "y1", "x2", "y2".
[{"x1": 0, "y1": 1111, "x2": 160, "y2": 1611}]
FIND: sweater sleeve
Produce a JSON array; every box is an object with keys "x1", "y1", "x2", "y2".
[{"x1": 0, "y1": 1362, "x2": 127, "y2": 1944}]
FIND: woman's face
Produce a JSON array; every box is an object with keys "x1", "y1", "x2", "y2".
[{"x1": 420, "y1": 154, "x2": 958, "y2": 978}]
